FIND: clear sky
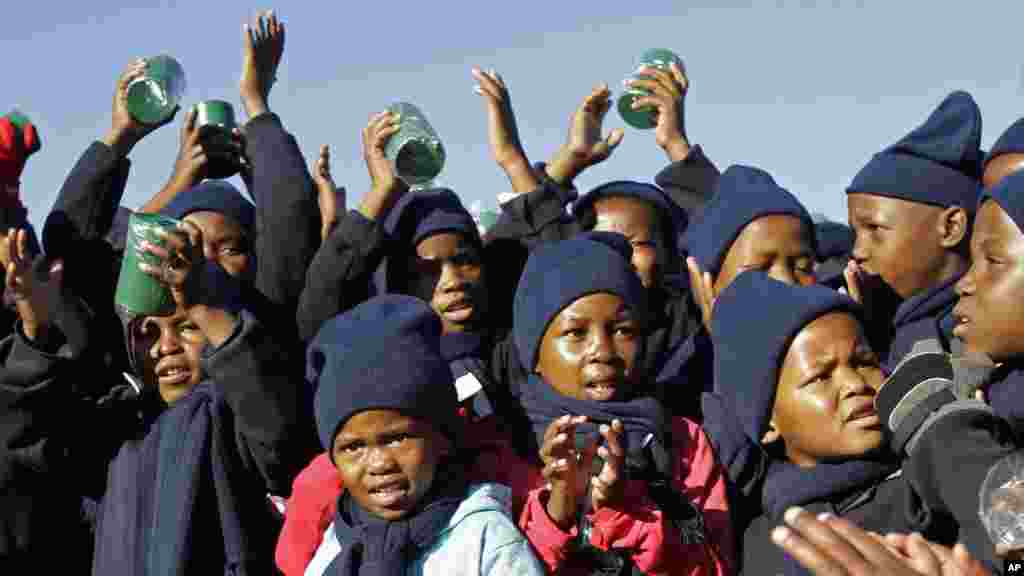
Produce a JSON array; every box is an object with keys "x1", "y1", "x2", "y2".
[{"x1": 5, "y1": 0, "x2": 1022, "y2": 232}]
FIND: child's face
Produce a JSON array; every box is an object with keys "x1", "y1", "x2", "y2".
[
  {"x1": 536, "y1": 293, "x2": 640, "y2": 402},
  {"x1": 984, "y1": 153, "x2": 1024, "y2": 189},
  {"x1": 954, "y1": 200, "x2": 1024, "y2": 362},
  {"x1": 847, "y1": 193, "x2": 949, "y2": 299},
  {"x1": 592, "y1": 197, "x2": 661, "y2": 289},
  {"x1": 770, "y1": 312, "x2": 885, "y2": 468},
  {"x1": 714, "y1": 214, "x2": 816, "y2": 295},
  {"x1": 406, "y1": 232, "x2": 488, "y2": 335},
  {"x1": 183, "y1": 211, "x2": 253, "y2": 281},
  {"x1": 133, "y1": 308, "x2": 206, "y2": 405},
  {"x1": 332, "y1": 409, "x2": 450, "y2": 521}
]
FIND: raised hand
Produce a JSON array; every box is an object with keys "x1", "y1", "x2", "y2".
[
  {"x1": 240, "y1": 9, "x2": 286, "y2": 119},
  {"x1": 0, "y1": 229, "x2": 63, "y2": 342},
  {"x1": 546, "y1": 85, "x2": 624, "y2": 185},
  {"x1": 103, "y1": 59, "x2": 179, "y2": 157},
  {"x1": 357, "y1": 112, "x2": 407, "y2": 221},
  {"x1": 627, "y1": 62, "x2": 691, "y2": 162},
  {"x1": 474, "y1": 67, "x2": 539, "y2": 195},
  {"x1": 171, "y1": 108, "x2": 209, "y2": 187},
  {"x1": 313, "y1": 144, "x2": 345, "y2": 241},
  {"x1": 539, "y1": 415, "x2": 589, "y2": 530}
]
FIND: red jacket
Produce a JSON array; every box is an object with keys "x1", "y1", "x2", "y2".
[{"x1": 275, "y1": 416, "x2": 733, "y2": 576}]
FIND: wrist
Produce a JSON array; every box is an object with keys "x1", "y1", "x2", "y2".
[
  {"x1": 101, "y1": 128, "x2": 139, "y2": 158},
  {"x1": 498, "y1": 152, "x2": 531, "y2": 175},
  {"x1": 241, "y1": 94, "x2": 270, "y2": 120},
  {"x1": 543, "y1": 484, "x2": 576, "y2": 531},
  {"x1": 545, "y1": 149, "x2": 584, "y2": 186},
  {"x1": 663, "y1": 136, "x2": 692, "y2": 163}
]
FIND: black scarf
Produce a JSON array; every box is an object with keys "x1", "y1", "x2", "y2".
[
  {"x1": 761, "y1": 456, "x2": 900, "y2": 520},
  {"x1": 985, "y1": 363, "x2": 1024, "y2": 437},
  {"x1": 519, "y1": 373, "x2": 669, "y2": 470},
  {"x1": 328, "y1": 478, "x2": 466, "y2": 575}
]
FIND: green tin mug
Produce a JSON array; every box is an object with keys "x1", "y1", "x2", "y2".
[
  {"x1": 195, "y1": 100, "x2": 239, "y2": 179},
  {"x1": 127, "y1": 55, "x2": 187, "y2": 126},
  {"x1": 383, "y1": 102, "x2": 446, "y2": 188},
  {"x1": 617, "y1": 48, "x2": 685, "y2": 130},
  {"x1": 115, "y1": 212, "x2": 182, "y2": 317}
]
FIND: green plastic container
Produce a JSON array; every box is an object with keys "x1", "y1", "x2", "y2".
[
  {"x1": 115, "y1": 212, "x2": 182, "y2": 317},
  {"x1": 617, "y1": 48, "x2": 685, "y2": 130},
  {"x1": 195, "y1": 100, "x2": 238, "y2": 179},
  {"x1": 384, "y1": 102, "x2": 446, "y2": 187},
  {"x1": 126, "y1": 55, "x2": 187, "y2": 125}
]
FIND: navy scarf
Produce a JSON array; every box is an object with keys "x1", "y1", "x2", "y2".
[
  {"x1": 328, "y1": 479, "x2": 465, "y2": 575},
  {"x1": 519, "y1": 374, "x2": 669, "y2": 467},
  {"x1": 887, "y1": 269, "x2": 964, "y2": 365},
  {"x1": 761, "y1": 456, "x2": 900, "y2": 521},
  {"x1": 92, "y1": 382, "x2": 253, "y2": 575}
]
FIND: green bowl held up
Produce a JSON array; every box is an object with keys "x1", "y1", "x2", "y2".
[
  {"x1": 126, "y1": 55, "x2": 187, "y2": 126},
  {"x1": 195, "y1": 100, "x2": 240, "y2": 179},
  {"x1": 617, "y1": 48, "x2": 685, "y2": 130},
  {"x1": 115, "y1": 212, "x2": 183, "y2": 317},
  {"x1": 383, "y1": 102, "x2": 446, "y2": 189}
]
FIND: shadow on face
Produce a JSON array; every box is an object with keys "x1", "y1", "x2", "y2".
[
  {"x1": 954, "y1": 200, "x2": 1024, "y2": 362},
  {"x1": 182, "y1": 211, "x2": 253, "y2": 281},
  {"x1": 714, "y1": 214, "x2": 816, "y2": 296},
  {"x1": 591, "y1": 197, "x2": 663, "y2": 289},
  {"x1": 331, "y1": 410, "x2": 450, "y2": 521},
  {"x1": 133, "y1": 308, "x2": 206, "y2": 405},
  {"x1": 403, "y1": 232, "x2": 488, "y2": 335},
  {"x1": 536, "y1": 293, "x2": 641, "y2": 403},
  {"x1": 766, "y1": 312, "x2": 885, "y2": 468}
]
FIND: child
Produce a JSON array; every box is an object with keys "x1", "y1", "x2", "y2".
[
  {"x1": 0, "y1": 217, "x2": 317, "y2": 574},
  {"x1": 710, "y1": 271, "x2": 1010, "y2": 574},
  {"x1": 845, "y1": 91, "x2": 981, "y2": 366},
  {"x1": 304, "y1": 294, "x2": 545, "y2": 575},
  {"x1": 511, "y1": 231, "x2": 733, "y2": 575}
]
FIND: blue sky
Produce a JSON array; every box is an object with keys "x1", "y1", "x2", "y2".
[{"x1": 5, "y1": 1, "x2": 1023, "y2": 231}]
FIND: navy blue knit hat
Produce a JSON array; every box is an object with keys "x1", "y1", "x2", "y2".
[
  {"x1": 513, "y1": 231, "x2": 646, "y2": 371},
  {"x1": 847, "y1": 91, "x2": 982, "y2": 212},
  {"x1": 980, "y1": 168, "x2": 1024, "y2": 237},
  {"x1": 815, "y1": 220, "x2": 854, "y2": 263},
  {"x1": 160, "y1": 180, "x2": 255, "y2": 234},
  {"x1": 712, "y1": 271, "x2": 862, "y2": 443},
  {"x1": 683, "y1": 165, "x2": 815, "y2": 279},
  {"x1": 985, "y1": 118, "x2": 1024, "y2": 167},
  {"x1": 309, "y1": 294, "x2": 458, "y2": 451},
  {"x1": 573, "y1": 180, "x2": 688, "y2": 236},
  {"x1": 374, "y1": 188, "x2": 480, "y2": 294}
]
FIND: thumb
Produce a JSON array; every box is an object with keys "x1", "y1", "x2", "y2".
[{"x1": 606, "y1": 128, "x2": 625, "y2": 151}]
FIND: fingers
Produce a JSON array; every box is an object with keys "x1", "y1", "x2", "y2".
[
  {"x1": 363, "y1": 112, "x2": 401, "y2": 153},
  {"x1": 773, "y1": 509, "x2": 864, "y2": 576},
  {"x1": 843, "y1": 261, "x2": 863, "y2": 304},
  {"x1": 581, "y1": 84, "x2": 611, "y2": 116},
  {"x1": 605, "y1": 128, "x2": 624, "y2": 150},
  {"x1": 899, "y1": 533, "x2": 942, "y2": 575},
  {"x1": 472, "y1": 67, "x2": 506, "y2": 102},
  {"x1": 540, "y1": 415, "x2": 587, "y2": 462},
  {"x1": 177, "y1": 220, "x2": 204, "y2": 261}
]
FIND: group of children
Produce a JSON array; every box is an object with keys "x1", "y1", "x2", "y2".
[{"x1": 1, "y1": 9, "x2": 1022, "y2": 576}]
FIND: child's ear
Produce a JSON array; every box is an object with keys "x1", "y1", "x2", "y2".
[
  {"x1": 761, "y1": 421, "x2": 781, "y2": 444},
  {"x1": 937, "y1": 206, "x2": 969, "y2": 249}
]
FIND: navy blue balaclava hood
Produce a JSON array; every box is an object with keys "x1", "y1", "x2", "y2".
[
  {"x1": 712, "y1": 271, "x2": 862, "y2": 445},
  {"x1": 980, "y1": 168, "x2": 1024, "y2": 237},
  {"x1": 372, "y1": 188, "x2": 480, "y2": 295},
  {"x1": 572, "y1": 180, "x2": 688, "y2": 270},
  {"x1": 683, "y1": 165, "x2": 815, "y2": 280},
  {"x1": 160, "y1": 180, "x2": 256, "y2": 234},
  {"x1": 513, "y1": 231, "x2": 646, "y2": 371},
  {"x1": 985, "y1": 118, "x2": 1024, "y2": 168},
  {"x1": 815, "y1": 220, "x2": 854, "y2": 263},
  {"x1": 309, "y1": 294, "x2": 459, "y2": 451},
  {"x1": 847, "y1": 91, "x2": 982, "y2": 213}
]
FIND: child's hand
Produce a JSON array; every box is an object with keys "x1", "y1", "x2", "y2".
[
  {"x1": 104, "y1": 59, "x2": 178, "y2": 156},
  {"x1": 137, "y1": 220, "x2": 206, "y2": 312},
  {"x1": 240, "y1": 9, "x2": 285, "y2": 119},
  {"x1": 170, "y1": 108, "x2": 210, "y2": 188},
  {"x1": 589, "y1": 420, "x2": 626, "y2": 511},
  {"x1": 628, "y1": 62, "x2": 691, "y2": 162},
  {"x1": 314, "y1": 144, "x2": 345, "y2": 241},
  {"x1": 546, "y1": 85, "x2": 624, "y2": 185},
  {"x1": 358, "y1": 112, "x2": 408, "y2": 221},
  {"x1": 686, "y1": 256, "x2": 716, "y2": 334},
  {"x1": 473, "y1": 68, "x2": 528, "y2": 170},
  {"x1": 539, "y1": 415, "x2": 588, "y2": 530},
  {"x1": 0, "y1": 229, "x2": 63, "y2": 342}
]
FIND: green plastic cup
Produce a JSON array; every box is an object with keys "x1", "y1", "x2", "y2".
[
  {"x1": 617, "y1": 48, "x2": 685, "y2": 130},
  {"x1": 384, "y1": 102, "x2": 446, "y2": 187},
  {"x1": 115, "y1": 212, "x2": 182, "y2": 317},
  {"x1": 127, "y1": 55, "x2": 187, "y2": 125},
  {"x1": 195, "y1": 100, "x2": 238, "y2": 179}
]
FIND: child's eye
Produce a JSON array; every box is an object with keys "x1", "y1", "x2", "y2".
[
  {"x1": 615, "y1": 325, "x2": 636, "y2": 338},
  {"x1": 221, "y1": 247, "x2": 246, "y2": 257},
  {"x1": 337, "y1": 442, "x2": 364, "y2": 455},
  {"x1": 562, "y1": 328, "x2": 586, "y2": 339}
]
